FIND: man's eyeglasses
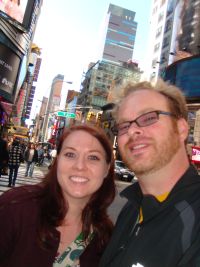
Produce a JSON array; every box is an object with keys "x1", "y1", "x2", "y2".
[{"x1": 112, "y1": 110, "x2": 176, "y2": 136}]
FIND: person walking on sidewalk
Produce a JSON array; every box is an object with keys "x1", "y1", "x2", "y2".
[
  {"x1": 24, "y1": 143, "x2": 38, "y2": 177},
  {"x1": 8, "y1": 139, "x2": 23, "y2": 187},
  {"x1": 48, "y1": 144, "x2": 57, "y2": 169},
  {"x1": 0, "y1": 135, "x2": 9, "y2": 178},
  {"x1": 36, "y1": 144, "x2": 44, "y2": 166}
]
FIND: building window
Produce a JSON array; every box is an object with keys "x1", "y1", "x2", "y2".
[
  {"x1": 152, "y1": 5, "x2": 158, "y2": 15},
  {"x1": 152, "y1": 58, "x2": 158, "y2": 68},
  {"x1": 162, "y1": 36, "x2": 170, "y2": 49},
  {"x1": 158, "y1": 12, "x2": 164, "y2": 23},
  {"x1": 164, "y1": 18, "x2": 172, "y2": 33},
  {"x1": 160, "y1": 0, "x2": 166, "y2": 7},
  {"x1": 155, "y1": 26, "x2": 162, "y2": 38},
  {"x1": 154, "y1": 43, "x2": 160, "y2": 53}
]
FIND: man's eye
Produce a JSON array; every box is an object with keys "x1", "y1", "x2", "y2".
[
  {"x1": 142, "y1": 115, "x2": 157, "y2": 123},
  {"x1": 88, "y1": 155, "x2": 100, "y2": 161},
  {"x1": 144, "y1": 116, "x2": 154, "y2": 122},
  {"x1": 118, "y1": 123, "x2": 130, "y2": 131},
  {"x1": 64, "y1": 152, "x2": 75, "y2": 158}
]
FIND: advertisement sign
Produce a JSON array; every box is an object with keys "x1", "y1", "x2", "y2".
[
  {"x1": 0, "y1": 43, "x2": 21, "y2": 101},
  {"x1": 164, "y1": 56, "x2": 200, "y2": 99},
  {"x1": 8, "y1": 126, "x2": 29, "y2": 136},
  {"x1": 192, "y1": 146, "x2": 200, "y2": 163},
  {"x1": 0, "y1": 0, "x2": 35, "y2": 32}
]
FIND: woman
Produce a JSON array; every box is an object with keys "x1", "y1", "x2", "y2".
[
  {"x1": 24, "y1": 142, "x2": 38, "y2": 177},
  {"x1": 0, "y1": 124, "x2": 116, "y2": 267}
]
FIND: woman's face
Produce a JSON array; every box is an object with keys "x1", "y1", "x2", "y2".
[
  {"x1": 30, "y1": 144, "x2": 35, "y2": 149},
  {"x1": 57, "y1": 130, "x2": 110, "y2": 205}
]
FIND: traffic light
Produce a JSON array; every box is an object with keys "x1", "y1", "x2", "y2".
[
  {"x1": 96, "y1": 113, "x2": 102, "y2": 125},
  {"x1": 87, "y1": 111, "x2": 95, "y2": 121},
  {"x1": 86, "y1": 111, "x2": 92, "y2": 121}
]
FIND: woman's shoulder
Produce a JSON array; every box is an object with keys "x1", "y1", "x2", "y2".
[{"x1": 0, "y1": 184, "x2": 43, "y2": 209}]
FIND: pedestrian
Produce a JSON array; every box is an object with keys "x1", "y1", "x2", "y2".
[
  {"x1": 0, "y1": 135, "x2": 9, "y2": 178},
  {"x1": 24, "y1": 143, "x2": 38, "y2": 177},
  {"x1": 36, "y1": 144, "x2": 44, "y2": 166},
  {"x1": 50, "y1": 145, "x2": 57, "y2": 162},
  {"x1": 0, "y1": 124, "x2": 115, "y2": 267},
  {"x1": 48, "y1": 144, "x2": 57, "y2": 169},
  {"x1": 7, "y1": 138, "x2": 23, "y2": 187},
  {"x1": 99, "y1": 79, "x2": 200, "y2": 267}
]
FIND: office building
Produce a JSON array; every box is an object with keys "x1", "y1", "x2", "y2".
[{"x1": 101, "y1": 4, "x2": 137, "y2": 65}]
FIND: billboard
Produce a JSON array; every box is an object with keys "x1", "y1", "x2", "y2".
[
  {"x1": 0, "y1": 42, "x2": 21, "y2": 102},
  {"x1": 164, "y1": 55, "x2": 200, "y2": 100},
  {"x1": 0, "y1": 0, "x2": 35, "y2": 32}
]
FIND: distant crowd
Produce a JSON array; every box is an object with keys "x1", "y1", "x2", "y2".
[{"x1": 0, "y1": 136, "x2": 57, "y2": 187}]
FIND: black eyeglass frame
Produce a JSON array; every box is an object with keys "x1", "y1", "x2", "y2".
[{"x1": 112, "y1": 110, "x2": 176, "y2": 136}]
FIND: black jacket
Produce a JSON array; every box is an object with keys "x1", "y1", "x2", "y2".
[
  {"x1": 99, "y1": 166, "x2": 200, "y2": 267},
  {"x1": 0, "y1": 138, "x2": 8, "y2": 163},
  {"x1": 24, "y1": 148, "x2": 38, "y2": 163}
]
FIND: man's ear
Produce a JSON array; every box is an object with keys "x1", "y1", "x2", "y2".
[{"x1": 177, "y1": 118, "x2": 189, "y2": 142}]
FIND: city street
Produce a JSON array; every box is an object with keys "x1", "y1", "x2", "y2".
[
  {"x1": 0, "y1": 162, "x2": 131, "y2": 223},
  {"x1": 0, "y1": 163, "x2": 48, "y2": 195}
]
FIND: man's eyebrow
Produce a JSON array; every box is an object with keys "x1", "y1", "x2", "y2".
[{"x1": 117, "y1": 109, "x2": 158, "y2": 123}]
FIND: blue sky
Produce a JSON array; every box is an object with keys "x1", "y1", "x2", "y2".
[{"x1": 33, "y1": 0, "x2": 152, "y2": 110}]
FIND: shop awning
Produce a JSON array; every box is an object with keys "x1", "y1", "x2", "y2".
[{"x1": 0, "y1": 101, "x2": 17, "y2": 116}]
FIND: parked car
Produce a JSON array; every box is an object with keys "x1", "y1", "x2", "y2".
[{"x1": 114, "y1": 160, "x2": 135, "y2": 182}]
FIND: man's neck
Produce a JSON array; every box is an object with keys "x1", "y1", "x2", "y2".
[{"x1": 138, "y1": 154, "x2": 190, "y2": 196}]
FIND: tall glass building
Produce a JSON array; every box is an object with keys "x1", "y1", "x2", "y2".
[{"x1": 102, "y1": 4, "x2": 138, "y2": 65}]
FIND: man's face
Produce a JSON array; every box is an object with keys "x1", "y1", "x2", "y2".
[{"x1": 117, "y1": 90, "x2": 186, "y2": 176}]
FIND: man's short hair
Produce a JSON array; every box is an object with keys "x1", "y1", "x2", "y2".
[{"x1": 112, "y1": 79, "x2": 188, "y2": 121}]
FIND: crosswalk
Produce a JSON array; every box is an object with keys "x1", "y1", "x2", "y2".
[{"x1": 0, "y1": 163, "x2": 48, "y2": 195}]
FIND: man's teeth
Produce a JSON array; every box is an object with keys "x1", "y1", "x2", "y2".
[
  {"x1": 133, "y1": 144, "x2": 146, "y2": 150},
  {"x1": 70, "y1": 176, "x2": 88, "y2": 182}
]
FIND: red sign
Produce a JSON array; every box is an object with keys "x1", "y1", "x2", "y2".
[{"x1": 192, "y1": 146, "x2": 200, "y2": 163}]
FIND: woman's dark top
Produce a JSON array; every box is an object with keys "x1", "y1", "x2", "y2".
[{"x1": 0, "y1": 185, "x2": 104, "y2": 267}]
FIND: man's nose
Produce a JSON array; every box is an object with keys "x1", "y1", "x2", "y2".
[{"x1": 127, "y1": 122, "x2": 144, "y2": 137}]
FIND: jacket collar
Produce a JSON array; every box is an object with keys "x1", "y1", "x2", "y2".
[{"x1": 120, "y1": 165, "x2": 200, "y2": 222}]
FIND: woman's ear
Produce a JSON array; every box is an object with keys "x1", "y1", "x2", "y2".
[{"x1": 104, "y1": 163, "x2": 110, "y2": 179}]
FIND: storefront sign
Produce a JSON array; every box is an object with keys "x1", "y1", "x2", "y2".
[
  {"x1": 0, "y1": 43, "x2": 21, "y2": 101},
  {"x1": 192, "y1": 146, "x2": 200, "y2": 163}
]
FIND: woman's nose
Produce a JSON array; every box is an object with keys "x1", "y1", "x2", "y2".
[{"x1": 75, "y1": 156, "x2": 87, "y2": 170}]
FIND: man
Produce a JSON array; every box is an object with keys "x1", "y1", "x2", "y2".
[
  {"x1": 24, "y1": 143, "x2": 38, "y2": 177},
  {"x1": 99, "y1": 80, "x2": 200, "y2": 267},
  {"x1": 36, "y1": 144, "x2": 44, "y2": 166},
  {"x1": 0, "y1": 135, "x2": 8, "y2": 178}
]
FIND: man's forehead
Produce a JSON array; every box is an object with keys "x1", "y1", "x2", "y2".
[
  {"x1": 121, "y1": 89, "x2": 161, "y2": 106},
  {"x1": 117, "y1": 89, "x2": 168, "y2": 120}
]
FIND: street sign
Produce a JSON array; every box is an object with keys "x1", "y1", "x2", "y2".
[{"x1": 57, "y1": 111, "x2": 76, "y2": 118}]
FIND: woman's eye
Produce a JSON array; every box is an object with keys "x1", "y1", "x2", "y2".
[
  {"x1": 88, "y1": 155, "x2": 100, "y2": 161},
  {"x1": 64, "y1": 152, "x2": 75, "y2": 158}
]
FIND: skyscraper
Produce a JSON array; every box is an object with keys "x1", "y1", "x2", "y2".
[{"x1": 101, "y1": 4, "x2": 138, "y2": 65}]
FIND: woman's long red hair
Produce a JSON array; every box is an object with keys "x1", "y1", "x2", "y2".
[{"x1": 38, "y1": 124, "x2": 116, "y2": 250}]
